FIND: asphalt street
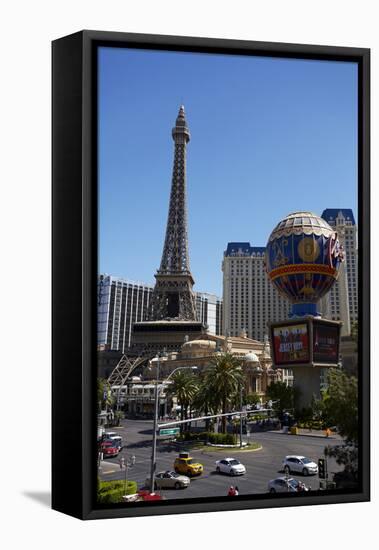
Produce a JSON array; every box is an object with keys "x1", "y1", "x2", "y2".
[{"x1": 99, "y1": 419, "x2": 344, "y2": 500}]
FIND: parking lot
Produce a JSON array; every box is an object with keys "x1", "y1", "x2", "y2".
[{"x1": 99, "y1": 419, "x2": 344, "y2": 500}]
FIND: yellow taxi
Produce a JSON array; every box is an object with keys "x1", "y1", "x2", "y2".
[{"x1": 174, "y1": 452, "x2": 203, "y2": 477}]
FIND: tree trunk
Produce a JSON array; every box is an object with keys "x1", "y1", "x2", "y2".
[
  {"x1": 222, "y1": 398, "x2": 227, "y2": 433},
  {"x1": 205, "y1": 408, "x2": 210, "y2": 432},
  {"x1": 180, "y1": 404, "x2": 184, "y2": 434},
  {"x1": 183, "y1": 402, "x2": 188, "y2": 432}
]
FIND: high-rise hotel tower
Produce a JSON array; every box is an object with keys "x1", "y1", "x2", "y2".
[
  {"x1": 320, "y1": 209, "x2": 358, "y2": 335},
  {"x1": 222, "y1": 242, "x2": 290, "y2": 341}
]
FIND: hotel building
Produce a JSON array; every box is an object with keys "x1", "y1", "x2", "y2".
[
  {"x1": 222, "y1": 243, "x2": 291, "y2": 342},
  {"x1": 97, "y1": 274, "x2": 223, "y2": 353},
  {"x1": 320, "y1": 209, "x2": 358, "y2": 336}
]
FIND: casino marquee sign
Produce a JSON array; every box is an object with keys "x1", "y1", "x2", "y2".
[{"x1": 269, "y1": 317, "x2": 342, "y2": 368}]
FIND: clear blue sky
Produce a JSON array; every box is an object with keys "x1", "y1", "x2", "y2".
[{"x1": 98, "y1": 47, "x2": 358, "y2": 296}]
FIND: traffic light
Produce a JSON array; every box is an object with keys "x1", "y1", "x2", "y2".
[{"x1": 318, "y1": 458, "x2": 326, "y2": 479}]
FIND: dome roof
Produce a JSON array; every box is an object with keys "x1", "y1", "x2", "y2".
[
  {"x1": 182, "y1": 339, "x2": 216, "y2": 350},
  {"x1": 245, "y1": 352, "x2": 259, "y2": 363}
]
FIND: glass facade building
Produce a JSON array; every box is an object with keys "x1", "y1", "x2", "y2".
[{"x1": 98, "y1": 275, "x2": 223, "y2": 352}]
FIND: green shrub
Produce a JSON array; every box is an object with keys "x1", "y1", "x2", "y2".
[
  {"x1": 297, "y1": 420, "x2": 324, "y2": 430},
  {"x1": 208, "y1": 432, "x2": 237, "y2": 445},
  {"x1": 97, "y1": 480, "x2": 137, "y2": 504},
  {"x1": 180, "y1": 431, "x2": 211, "y2": 442},
  {"x1": 176, "y1": 431, "x2": 237, "y2": 445}
]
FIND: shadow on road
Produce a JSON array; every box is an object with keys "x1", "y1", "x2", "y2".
[
  {"x1": 126, "y1": 439, "x2": 153, "y2": 449},
  {"x1": 126, "y1": 440, "x2": 180, "y2": 453}
]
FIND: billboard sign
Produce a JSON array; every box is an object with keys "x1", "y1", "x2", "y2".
[
  {"x1": 272, "y1": 323, "x2": 310, "y2": 365},
  {"x1": 313, "y1": 321, "x2": 340, "y2": 364}
]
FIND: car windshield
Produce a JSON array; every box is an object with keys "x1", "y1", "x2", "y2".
[
  {"x1": 288, "y1": 479, "x2": 299, "y2": 488},
  {"x1": 170, "y1": 472, "x2": 179, "y2": 477},
  {"x1": 302, "y1": 458, "x2": 312, "y2": 464},
  {"x1": 186, "y1": 459, "x2": 194, "y2": 464},
  {"x1": 230, "y1": 460, "x2": 240, "y2": 465}
]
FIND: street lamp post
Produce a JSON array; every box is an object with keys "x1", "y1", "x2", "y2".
[
  {"x1": 149, "y1": 352, "x2": 163, "y2": 494},
  {"x1": 120, "y1": 454, "x2": 136, "y2": 495},
  {"x1": 148, "y1": 361, "x2": 197, "y2": 493},
  {"x1": 240, "y1": 382, "x2": 243, "y2": 448}
]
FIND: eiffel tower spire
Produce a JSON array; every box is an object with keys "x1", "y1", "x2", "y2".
[{"x1": 149, "y1": 106, "x2": 198, "y2": 321}]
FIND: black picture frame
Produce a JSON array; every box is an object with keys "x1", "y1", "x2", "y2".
[{"x1": 52, "y1": 30, "x2": 370, "y2": 520}]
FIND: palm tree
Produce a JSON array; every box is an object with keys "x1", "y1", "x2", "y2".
[
  {"x1": 192, "y1": 376, "x2": 218, "y2": 432},
  {"x1": 166, "y1": 371, "x2": 199, "y2": 432},
  {"x1": 204, "y1": 353, "x2": 244, "y2": 433},
  {"x1": 97, "y1": 378, "x2": 114, "y2": 413}
]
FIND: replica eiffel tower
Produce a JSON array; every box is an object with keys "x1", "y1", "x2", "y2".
[{"x1": 132, "y1": 106, "x2": 206, "y2": 354}]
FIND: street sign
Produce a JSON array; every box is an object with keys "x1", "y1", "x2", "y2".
[{"x1": 159, "y1": 427, "x2": 180, "y2": 436}]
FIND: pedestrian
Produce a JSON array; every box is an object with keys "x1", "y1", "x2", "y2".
[
  {"x1": 228, "y1": 486, "x2": 236, "y2": 497},
  {"x1": 297, "y1": 481, "x2": 306, "y2": 492},
  {"x1": 234, "y1": 486, "x2": 239, "y2": 496}
]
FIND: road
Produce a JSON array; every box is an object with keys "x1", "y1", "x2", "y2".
[{"x1": 99, "y1": 419, "x2": 344, "y2": 499}]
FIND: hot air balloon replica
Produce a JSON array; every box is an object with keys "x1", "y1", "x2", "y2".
[{"x1": 265, "y1": 212, "x2": 344, "y2": 408}]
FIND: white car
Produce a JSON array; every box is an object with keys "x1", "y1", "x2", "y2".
[
  {"x1": 104, "y1": 432, "x2": 123, "y2": 448},
  {"x1": 268, "y1": 476, "x2": 310, "y2": 493},
  {"x1": 215, "y1": 458, "x2": 246, "y2": 476},
  {"x1": 282, "y1": 455, "x2": 318, "y2": 476}
]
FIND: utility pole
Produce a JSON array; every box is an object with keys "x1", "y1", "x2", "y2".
[
  {"x1": 240, "y1": 383, "x2": 243, "y2": 448},
  {"x1": 149, "y1": 360, "x2": 197, "y2": 492},
  {"x1": 149, "y1": 353, "x2": 161, "y2": 493}
]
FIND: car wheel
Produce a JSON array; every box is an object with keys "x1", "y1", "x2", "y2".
[
  {"x1": 174, "y1": 482, "x2": 181, "y2": 489},
  {"x1": 302, "y1": 468, "x2": 309, "y2": 476},
  {"x1": 284, "y1": 465, "x2": 291, "y2": 475},
  {"x1": 216, "y1": 466, "x2": 221, "y2": 474},
  {"x1": 270, "y1": 488, "x2": 276, "y2": 493}
]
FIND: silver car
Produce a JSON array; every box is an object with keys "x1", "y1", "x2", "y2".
[
  {"x1": 268, "y1": 476, "x2": 310, "y2": 493},
  {"x1": 145, "y1": 471, "x2": 190, "y2": 490},
  {"x1": 282, "y1": 455, "x2": 318, "y2": 476}
]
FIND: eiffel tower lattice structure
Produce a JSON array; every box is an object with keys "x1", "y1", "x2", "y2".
[
  {"x1": 132, "y1": 106, "x2": 206, "y2": 354},
  {"x1": 107, "y1": 354, "x2": 153, "y2": 407},
  {"x1": 148, "y1": 105, "x2": 198, "y2": 322}
]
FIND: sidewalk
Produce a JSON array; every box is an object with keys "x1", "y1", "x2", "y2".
[
  {"x1": 98, "y1": 460, "x2": 118, "y2": 474},
  {"x1": 268, "y1": 428, "x2": 342, "y2": 440}
]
